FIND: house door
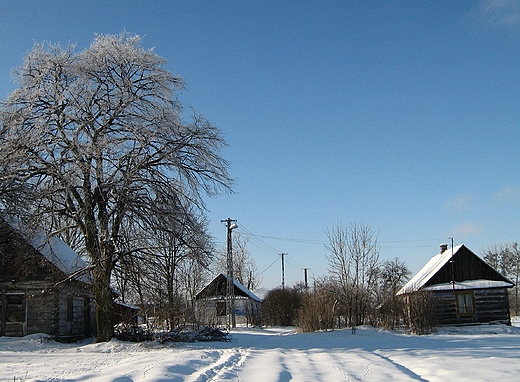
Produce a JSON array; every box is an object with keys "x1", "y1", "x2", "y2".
[{"x1": 2, "y1": 293, "x2": 26, "y2": 336}]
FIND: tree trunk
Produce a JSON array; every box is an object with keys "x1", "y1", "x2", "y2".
[{"x1": 94, "y1": 261, "x2": 114, "y2": 342}]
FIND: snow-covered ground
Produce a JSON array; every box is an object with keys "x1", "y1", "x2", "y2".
[{"x1": 3, "y1": 320, "x2": 520, "y2": 381}]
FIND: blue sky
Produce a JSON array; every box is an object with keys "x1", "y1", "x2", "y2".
[{"x1": 1, "y1": 1, "x2": 520, "y2": 289}]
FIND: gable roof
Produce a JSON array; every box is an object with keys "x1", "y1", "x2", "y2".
[
  {"x1": 30, "y1": 229, "x2": 87, "y2": 276},
  {"x1": 397, "y1": 244, "x2": 514, "y2": 295},
  {"x1": 2, "y1": 216, "x2": 90, "y2": 282},
  {"x1": 196, "y1": 273, "x2": 263, "y2": 303}
]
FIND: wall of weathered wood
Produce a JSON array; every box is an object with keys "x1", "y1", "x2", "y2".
[
  {"x1": 432, "y1": 288, "x2": 511, "y2": 325},
  {"x1": 1, "y1": 218, "x2": 96, "y2": 339},
  {"x1": 1, "y1": 281, "x2": 95, "y2": 339}
]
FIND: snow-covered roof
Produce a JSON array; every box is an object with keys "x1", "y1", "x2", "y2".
[
  {"x1": 4, "y1": 216, "x2": 90, "y2": 282},
  {"x1": 30, "y1": 229, "x2": 87, "y2": 276},
  {"x1": 423, "y1": 280, "x2": 514, "y2": 291},
  {"x1": 397, "y1": 244, "x2": 464, "y2": 295},
  {"x1": 197, "y1": 273, "x2": 263, "y2": 303},
  {"x1": 230, "y1": 275, "x2": 263, "y2": 303},
  {"x1": 114, "y1": 300, "x2": 140, "y2": 310},
  {"x1": 397, "y1": 244, "x2": 514, "y2": 295}
]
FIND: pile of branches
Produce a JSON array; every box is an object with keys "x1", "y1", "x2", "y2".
[
  {"x1": 114, "y1": 325, "x2": 231, "y2": 343},
  {"x1": 114, "y1": 325, "x2": 155, "y2": 342}
]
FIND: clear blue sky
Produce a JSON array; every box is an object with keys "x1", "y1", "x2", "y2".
[{"x1": 1, "y1": 1, "x2": 520, "y2": 289}]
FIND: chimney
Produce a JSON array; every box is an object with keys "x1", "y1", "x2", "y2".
[{"x1": 440, "y1": 243, "x2": 448, "y2": 253}]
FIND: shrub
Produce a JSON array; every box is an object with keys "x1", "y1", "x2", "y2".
[{"x1": 262, "y1": 287, "x2": 302, "y2": 326}]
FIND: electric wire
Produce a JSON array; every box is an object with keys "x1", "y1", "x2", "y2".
[
  {"x1": 220, "y1": 220, "x2": 449, "y2": 280},
  {"x1": 258, "y1": 256, "x2": 281, "y2": 276},
  {"x1": 236, "y1": 222, "x2": 281, "y2": 256}
]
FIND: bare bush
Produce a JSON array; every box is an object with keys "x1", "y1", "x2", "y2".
[
  {"x1": 405, "y1": 291, "x2": 437, "y2": 334},
  {"x1": 296, "y1": 280, "x2": 337, "y2": 332}
]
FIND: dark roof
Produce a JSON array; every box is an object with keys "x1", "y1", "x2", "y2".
[
  {"x1": 196, "y1": 273, "x2": 263, "y2": 302},
  {"x1": 397, "y1": 244, "x2": 514, "y2": 295}
]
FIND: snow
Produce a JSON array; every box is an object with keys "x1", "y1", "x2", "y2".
[
  {"x1": 3, "y1": 320, "x2": 520, "y2": 381},
  {"x1": 231, "y1": 277, "x2": 263, "y2": 303},
  {"x1": 30, "y1": 229, "x2": 87, "y2": 276},
  {"x1": 397, "y1": 244, "x2": 464, "y2": 295},
  {"x1": 397, "y1": 244, "x2": 514, "y2": 295},
  {"x1": 4, "y1": 215, "x2": 88, "y2": 279},
  {"x1": 424, "y1": 279, "x2": 514, "y2": 291}
]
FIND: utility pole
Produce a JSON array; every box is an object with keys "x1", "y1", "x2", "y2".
[
  {"x1": 280, "y1": 253, "x2": 286, "y2": 289},
  {"x1": 303, "y1": 268, "x2": 310, "y2": 290},
  {"x1": 449, "y1": 237, "x2": 455, "y2": 291},
  {"x1": 221, "y1": 218, "x2": 238, "y2": 328}
]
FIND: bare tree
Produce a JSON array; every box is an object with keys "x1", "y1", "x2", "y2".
[
  {"x1": 0, "y1": 32, "x2": 232, "y2": 341},
  {"x1": 374, "y1": 257, "x2": 410, "y2": 328},
  {"x1": 483, "y1": 243, "x2": 520, "y2": 316},
  {"x1": 325, "y1": 221, "x2": 380, "y2": 326},
  {"x1": 147, "y1": 211, "x2": 214, "y2": 329},
  {"x1": 214, "y1": 232, "x2": 261, "y2": 290}
]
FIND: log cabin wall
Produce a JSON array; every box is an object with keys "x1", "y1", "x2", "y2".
[
  {"x1": 432, "y1": 288, "x2": 511, "y2": 325},
  {"x1": 0, "y1": 281, "x2": 95, "y2": 339},
  {"x1": 0, "y1": 218, "x2": 95, "y2": 339}
]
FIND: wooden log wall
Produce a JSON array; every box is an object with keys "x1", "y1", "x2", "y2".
[{"x1": 432, "y1": 288, "x2": 511, "y2": 325}]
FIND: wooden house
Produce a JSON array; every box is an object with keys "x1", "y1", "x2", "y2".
[
  {"x1": 196, "y1": 273, "x2": 263, "y2": 326},
  {"x1": 0, "y1": 217, "x2": 96, "y2": 339},
  {"x1": 397, "y1": 244, "x2": 514, "y2": 326}
]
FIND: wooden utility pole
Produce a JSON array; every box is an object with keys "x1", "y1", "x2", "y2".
[
  {"x1": 449, "y1": 237, "x2": 455, "y2": 291},
  {"x1": 281, "y1": 253, "x2": 286, "y2": 289},
  {"x1": 303, "y1": 268, "x2": 310, "y2": 290},
  {"x1": 221, "y1": 218, "x2": 237, "y2": 328}
]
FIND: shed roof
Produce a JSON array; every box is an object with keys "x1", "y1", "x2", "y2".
[
  {"x1": 397, "y1": 244, "x2": 514, "y2": 295},
  {"x1": 196, "y1": 273, "x2": 263, "y2": 303}
]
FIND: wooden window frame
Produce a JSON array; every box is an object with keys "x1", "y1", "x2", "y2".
[{"x1": 456, "y1": 291, "x2": 475, "y2": 316}]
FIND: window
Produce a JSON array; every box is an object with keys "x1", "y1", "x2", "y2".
[
  {"x1": 216, "y1": 301, "x2": 226, "y2": 317},
  {"x1": 5, "y1": 293, "x2": 25, "y2": 323},
  {"x1": 456, "y1": 292, "x2": 475, "y2": 315}
]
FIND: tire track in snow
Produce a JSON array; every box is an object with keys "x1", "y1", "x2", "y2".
[
  {"x1": 187, "y1": 347, "x2": 249, "y2": 381},
  {"x1": 298, "y1": 349, "x2": 368, "y2": 381}
]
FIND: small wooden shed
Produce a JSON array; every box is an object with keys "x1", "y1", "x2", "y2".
[
  {"x1": 0, "y1": 217, "x2": 96, "y2": 339},
  {"x1": 196, "y1": 273, "x2": 263, "y2": 326},
  {"x1": 397, "y1": 244, "x2": 514, "y2": 326}
]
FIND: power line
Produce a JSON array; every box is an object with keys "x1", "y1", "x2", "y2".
[
  {"x1": 286, "y1": 253, "x2": 305, "y2": 270},
  {"x1": 241, "y1": 232, "x2": 325, "y2": 245},
  {"x1": 225, "y1": 222, "x2": 446, "y2": 273},
  {"x1": 258, "y1": 256, "x2": 281, "y2": 276},
  {"x1": 236, "y1": 223, "x2": 281, "y2": 256},
  {"x1": 236, "y1": 225, "x2": 445, "y2": 249},
  {"x1": 379, "y1": 237, "x2": 446, "y2": 244}
]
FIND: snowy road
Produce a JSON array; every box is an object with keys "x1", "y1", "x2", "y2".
[{"x1": 2, "y1": 325, "x2": 520, "y2": 381}]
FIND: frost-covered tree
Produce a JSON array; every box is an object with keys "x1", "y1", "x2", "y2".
[
  {"x1": 119, "y1": 207, "x2": 215, "y2": 330},
  {"x1": 0, "y1": 32, "x2": 232, "y2": 341},
  {"x1": 483, "y1": 243, "x2": 520, "y2": 315}
]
